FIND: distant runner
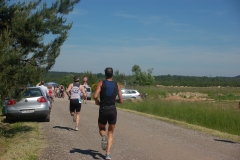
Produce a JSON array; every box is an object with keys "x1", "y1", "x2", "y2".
[{"x1": 66, "y1": 76, "x2": 86, "y2": 131}]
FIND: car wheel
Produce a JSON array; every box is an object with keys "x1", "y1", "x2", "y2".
[
  {"x1": 6, "y1": 115, "x2": 13, "y2": 123},
  {"x1": 44, "y1": 114, "x2": 50, "y2": 122}
]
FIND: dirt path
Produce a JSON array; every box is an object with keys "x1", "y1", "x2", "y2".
[{"x1": 39, "y1": 97, "x2": 240, "y2": 160}]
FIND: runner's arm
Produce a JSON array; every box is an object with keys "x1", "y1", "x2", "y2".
[
  {"x1": 66, "y1": 83, "x2": 72, "y2": 98},
  {"x1": 116, "y1": 83, "x2": 123, "y2": 103},
  {"x1": 93, "y1": 81, "x2": 102, "y2": 105},
  {"x1": 80, "y1": 85, "x2": 87, "y2": 99},
  {"x1": 36, "y1": 81, "x2": 41, "y2": 86}
]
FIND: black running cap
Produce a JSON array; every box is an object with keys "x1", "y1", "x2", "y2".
[{"x1": 74, "y1": 76, "x2": 79, "y2": 82}]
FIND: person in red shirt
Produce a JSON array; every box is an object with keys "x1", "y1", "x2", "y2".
[{"x1": 48, "y1": 85, "x2": 53, "y2": 111}]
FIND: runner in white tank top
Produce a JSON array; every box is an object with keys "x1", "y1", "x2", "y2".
[{"x1": 66, "y1": 76, "x2": 86, "y2": 131}]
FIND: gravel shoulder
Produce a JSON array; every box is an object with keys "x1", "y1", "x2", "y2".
[{"x1": 39, "y1": 97, "x2": 240, "y2": 160}]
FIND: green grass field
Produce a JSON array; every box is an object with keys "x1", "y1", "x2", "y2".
[
  {"x1": 133, "y1": 85, "x2": 240, "y2": 101},
  {"x1": 119, "y1": 99, "x2": 240, "y2": 136},
  {"x1": 118, "y1": 86, "x2": 240, "y2": 138}
]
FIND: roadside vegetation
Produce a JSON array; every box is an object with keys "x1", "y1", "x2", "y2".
[
  {"x1": 0, "y1": 113, "x2": 45, "y2": 160},
  {"x1": 134, "y1": 85, "x2": 240, "y2": 101},
  {"x1": 1, "y1": 86, "x2": 240, "y2": 159},
  {"x1": 118, "y1": 85, "x2": 240, "y2": 142}
]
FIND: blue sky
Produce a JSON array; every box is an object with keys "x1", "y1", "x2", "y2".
[{"x1": 50, "y1": 0, "x2": 240, "y2": 77}]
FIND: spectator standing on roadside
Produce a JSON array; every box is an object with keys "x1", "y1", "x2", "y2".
[
  {"x1": 93, "y1": 67, "x2": 123, "y2": 160},
  {"x1": 82, "y1": 85, "x2": 87, "y2": 104},
  {"x1": 83, "y1": 76, "x2": 88, "y2": 86},
  {"x1": 47, "y1": 85, "x2": 54, "y2": 111},
  {"x1": 82, "y1": 77, "x2": 88, "y2": 104},
  {"x1": 66, "y1": 76, "x2": 86, "y2": 131},
  {"x1": 36, "y1": 81, "x2": 50, "y2": 108},
  {"x1": 55, "y1": 86, "x2": 60, "y2": 98},
  {"x1": 36, "y1": 81, "x2": 48, "y2": 97},
  {"x1": 60, "y1": 85, "x2": 65, "y2": 98},
  {"x1": 51, "y1": 85, "x2": 55, "y2": 100}
]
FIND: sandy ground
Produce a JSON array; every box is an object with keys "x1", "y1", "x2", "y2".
[{"x1": 39, "y1": 96, "x2": 240, "y2": 160}]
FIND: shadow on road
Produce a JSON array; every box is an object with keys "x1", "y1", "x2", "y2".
[
  {"x1": 70, "y1": 148, "x2": 105, "y2": 159},
  {"x1": 53, "y1": 125, "x2": 74, "y2": 131},
  {"x1": 214, "y1": 139, "x2": 238, "y2": 144}
]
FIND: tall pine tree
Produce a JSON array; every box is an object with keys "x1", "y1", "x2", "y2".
[{"x1": 0, "y1": 0, "x2": 80, "y2": 100}]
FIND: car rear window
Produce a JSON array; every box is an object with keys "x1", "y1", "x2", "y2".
[{"x1": 24, "y1": 88, "x2": 43, "y2": 97}]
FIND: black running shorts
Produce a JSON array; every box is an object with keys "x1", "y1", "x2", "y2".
[
  {"x1": 98, "y1": 106, "x2": 117, "y2": 125},
  {"x1": 69, "y1": 99, "x2": 81, "y2": 112}
]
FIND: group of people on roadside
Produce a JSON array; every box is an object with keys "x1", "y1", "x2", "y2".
[
  {"x1": 65, "y1": 67, "x2": 123, "y2": 160},
  {"x1": 53, "y1": 85, "x2": 65, "y2": 98}
]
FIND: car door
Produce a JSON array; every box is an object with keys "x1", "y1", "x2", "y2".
[
  {"x1": 130, "y1": 90, "x2": 137, "y2": 98},
  {"x1": 121, "y1": 90, "x2": 126, "y2": 99},
  {"x1": 125, "y1": 90, "x2": 132, "y2": 99}
]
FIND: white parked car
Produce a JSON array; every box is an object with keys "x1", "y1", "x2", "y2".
[
  {"x1": 118, "y1": 89, "x2": 142, "y2": 100},
  {"x1": 81, "y1": 85, "x2": 92, "y2": 100},
  {"x1": 85, "y1": 86, "x2": 92, "y2": 100}
]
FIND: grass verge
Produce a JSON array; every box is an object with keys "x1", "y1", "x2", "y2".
[
  {"x1": 118, "y1": 107, "x2": 240, "y2": 142},
  {"x1": 118, "y1": 99, "x2": 240, "y2": 142},
  {"x1": 0, "y1": 115, "x2": 45, "y2": 160}
]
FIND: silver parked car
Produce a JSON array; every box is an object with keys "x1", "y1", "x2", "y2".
[
  {"x1": 81, "y1": 86, "x2": 92, "y2": 100},
  {"x1": 86, "y1": 86, "x2": 92, "y2": 100},
  {"x1": 2, "y1": 87, "x2": 50, "y2": 122},
  {"x1": 120, "y1": 89, "x2": 142, "y2": 100}
]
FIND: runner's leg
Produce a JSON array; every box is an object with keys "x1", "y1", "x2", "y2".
[
  {"x1": 75, "y1": 111, "x2": 80, "y2": 128},
  {"x1": 70, "y1": 102, "x2": 75, "y2": 122},
  {"x1": 70, "y1": 111, "x2": 75, "y2": 116},
  {"x1": 98, "y1": 123, "x2": 106, "y2": 136},
  {"x1": 106, "y1": 124, "x2": 115, "y2": 154}
]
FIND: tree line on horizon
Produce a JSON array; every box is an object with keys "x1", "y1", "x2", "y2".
[
  {"x1": 44, "y1": 70, "x2": 240, "y2": 88},
  {"x1": 44, "y1": 65, "x2": 155, "y2": 89}
]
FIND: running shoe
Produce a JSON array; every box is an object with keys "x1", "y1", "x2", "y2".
[
  {"x1": 105, "y1": 154, "x2": 111, "y2": 160},
  {"x1": 73, "y1": 115, "x2": 76, "y2": 122},
  {"x1": 75, "y1": 127, "x2": 78, "y2": 131},
  {"x1": 101, "y1": 135, "x2": 108, "y2": 150}
]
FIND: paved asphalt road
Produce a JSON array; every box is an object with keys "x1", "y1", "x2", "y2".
[{"x1": 39, "y1": 97, "x2": 240, "y2": 160}]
